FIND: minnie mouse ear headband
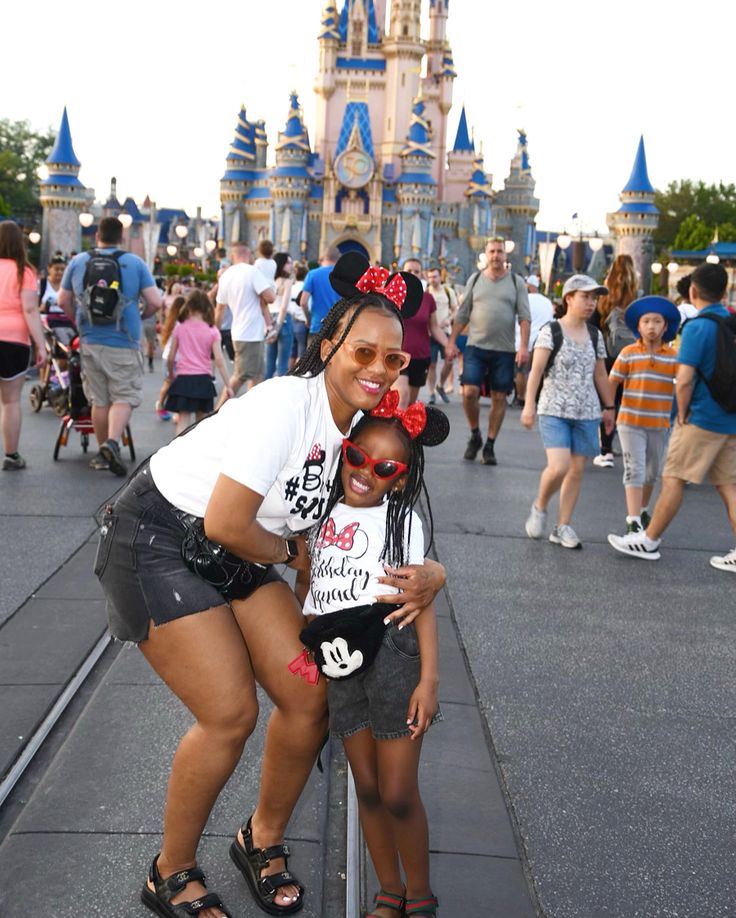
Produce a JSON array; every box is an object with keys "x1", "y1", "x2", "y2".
[
  {"x1": 624, "y1": 295, "x2": 681, "y2": 342},
  {"x1": 329, "y1": 252, "x2": 424, "y2": 320},
  {"x1": 369, "y1": 390, "x2": 450, "y2": 447}
]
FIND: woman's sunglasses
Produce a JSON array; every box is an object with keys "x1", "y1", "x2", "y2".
[
  {"x1": 340, "y1": 342, "x2": 411, "y2": 373},
  {"x1": 342, "y1": 439, "x2": 408, "y2": 481}
]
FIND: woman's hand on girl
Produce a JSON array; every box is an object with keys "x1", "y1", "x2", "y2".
[
  {"x1": 406, "y1": 678, "x2": 439, "y2": 739},
  {"x1": 376, "y1": 558, "x2": 446, "y2": 626}
]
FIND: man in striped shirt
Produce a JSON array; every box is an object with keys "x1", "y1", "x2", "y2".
[{"x1": 605, "y1": 296, "x2": 680, "y2": 535}]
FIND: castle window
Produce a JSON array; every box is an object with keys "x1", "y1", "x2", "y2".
[
  {"x1": 401, "y1": 73, "x2": 405, "y2": 87},
  {"x1": 403, "y1": 25, "x2": 408, "y2": 36}
]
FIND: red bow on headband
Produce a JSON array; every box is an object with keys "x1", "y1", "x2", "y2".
[
  {"x1": 371, "y1": 389, "x2": 426, "y2": 439},
  {"x1": 355, "y1": 266, "x2": 407, "y2": 309}
]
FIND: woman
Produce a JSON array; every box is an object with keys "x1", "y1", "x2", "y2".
[
  {"x1": 521, "y1": 275, "x2": 616, "y2": 549},
  {"x1": 264, "y1": 252, "x2": 295, "y2": 380},
  {"x1": 593, "y1": 254, "x2": 638, "y2": 467},
  {"x1": 0, "y1": 221, "x2": 46, "y2": 470},
  {"x1": 288, "y1": 262, "x2": 309, "y2": 370},
  {"x1": 94, "y1": 252, "x2": 446, "y2": 918}
]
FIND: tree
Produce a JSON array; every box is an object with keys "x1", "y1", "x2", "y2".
[
  {"x1": 673, "y1": 214, "x2": 711, "y2": 252},
  {"x1": 0, "y1": 119, "x2": 55, "y2": 222},
  {"x1": 654, "y1": 179, "x2": 736, "y2": 250}
]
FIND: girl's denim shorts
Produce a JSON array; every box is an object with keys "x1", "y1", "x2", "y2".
[
  {"x1": 538, "y1": 414, "x2": 599, "y2": 457},
  {"x1": 327, "y1": 621, "x2": 443, "y2": 740}
]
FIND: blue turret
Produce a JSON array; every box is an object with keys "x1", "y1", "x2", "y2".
[
  {"x1": 276, "y1": 93, "x2": 311, "y2": 153},
  {"x1": 465, "y1": 153, "x2": 492, "y2": 199},
  {"x1": 452, "y1": 106, "x2": 474, "y2": 153},
  {"x1": 271, "y1": 93, "x2": 312, "y2": 254},
  {"x1": 221, "y1": 107, "x2": 259, "y2": 243},
  {"x1": 39, "y1": 107, "x2": 86, "y2": 264},
  {"x1": 319, "y1": 3, "x2": 340, "y2": 40},
  {"x1": 338, "y1": 0, "x2": 380, "y2": 43},
  {"x1": 621, "y1": 135, "x2": 655, "y2": 195},
  {"x1": 401, "y1": 97, "x2": 435, "y2": 161},
  {"x1": 397, "y1": 97, "x2": 437, "y2": 261}
]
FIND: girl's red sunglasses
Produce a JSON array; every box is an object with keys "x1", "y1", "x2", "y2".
[{"x1": 341, "y1": 439, "x2": 408, "y2": 481}]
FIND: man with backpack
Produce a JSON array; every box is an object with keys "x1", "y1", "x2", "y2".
[
  {"x1": 58, "y1": 217, "x2": 161, "y2": 476},
  {"x1": 608, "y1": 262, "x2": 736, "y2": 572},
  {"x1": 446, "y1": 237, "x2": 531, "y2": 465}
]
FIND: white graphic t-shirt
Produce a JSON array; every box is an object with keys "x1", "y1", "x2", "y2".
[
  {"x1": 302, "y1": 502, "x2": 425, "y2": 617},
  {"x1": 151, "y1": 374, "x2": 357, "y2": 534}
]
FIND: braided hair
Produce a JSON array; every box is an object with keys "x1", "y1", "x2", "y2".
[
  {"x1": 311, "y1": 413, "x2": 434, "y2": 569},
  {"x1": 289, "y1": 293, "x2": 403, "y2": 379}
]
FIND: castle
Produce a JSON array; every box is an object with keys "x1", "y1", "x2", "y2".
[{"x1": 219, "y1": 0, "x2": 540, "y2": 276}]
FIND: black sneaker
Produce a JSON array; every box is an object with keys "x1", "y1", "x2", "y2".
[
  {"x1": 89, "y1": 451, "x2": 110, "y2": 471},
  {"x1": 481, "y1": 441, "x2": 497, "y2": 465},
  {"x1": 99, "y1": 439, "x2": 128, "y2": 477},
  {"x1": 463, "y1": 431, "x2": 483, "y2": 461}
]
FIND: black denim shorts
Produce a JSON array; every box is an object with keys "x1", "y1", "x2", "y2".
[
  {"x1": 94, "y1": 462, "x2": 283, "y2": 643},
  {"x1": 327, "y1": 621, "x2": 443, "y2": 740}
]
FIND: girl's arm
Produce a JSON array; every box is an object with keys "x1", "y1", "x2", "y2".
[
  {"x1": 407, "y1": 602, "x2": 439, "y2": 739},
  {"x1": 166, "y1": 335, "x2": 179, "y2": 380},
  {"x1": 520, "y1": 346, "x2": 551, "y2": 428},
  {"x1": 211, "y1": 336, "x2": 234, "y2": 398},
  {"x1": 21, "y1": 289, "x2": 47, "y2": 366}
]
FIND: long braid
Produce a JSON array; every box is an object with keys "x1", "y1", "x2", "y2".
[{"x1": 290, "y1": 293, "x2": 403, "y2": 378}]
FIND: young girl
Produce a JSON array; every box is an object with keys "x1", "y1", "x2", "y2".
[
  {"x1": 164, "y1": 289, "x2": 233, "y2": 434},
  {"x1": 295, "y1": 391, "x2": 448, "y2": 918},
  {"x1": 521, "y1": 275, "x2": 616, "y2": 549},
  {"x1": 264, "y1": 252, "x2": 295, "y2": 380},
  {"x1": 605, "y1": 295, "x2": 680, "y2": 538},
  {"x1": 155, "y1": 294, "x2": 185, "y2": 420}
]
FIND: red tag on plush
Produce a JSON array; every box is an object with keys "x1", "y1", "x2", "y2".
[{"x1": 288, "y1": 649, "x2": 320, "y2": 685}]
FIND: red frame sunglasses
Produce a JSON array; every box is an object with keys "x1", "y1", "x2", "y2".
[
  {"x1": 340, "y1": 341, "x2": 412, "y2": 372},
  {"x1": 341, "y1": 439, "x2": 408, "y2": 481}
]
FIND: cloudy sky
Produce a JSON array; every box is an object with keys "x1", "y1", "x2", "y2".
[{"x1": 7, "y1": 0, "x2": 734, "y2": 233}]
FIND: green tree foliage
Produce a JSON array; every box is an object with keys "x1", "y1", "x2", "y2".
[
  {"x1": 654, "y1": 179, "x2": 736, "y2": 250},
  {"x1": 673, "y1": 214, "x2": 711, "y2": 251},
  {"x1": 0, "y1": 119, "x2": 55, "y2": 220},
  {"x1": 717, "y1": 222, "x2": 736, "y2": 243}
]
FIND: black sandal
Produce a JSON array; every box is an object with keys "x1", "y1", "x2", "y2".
[
  {"x1": 229, "y1": 815, "x2": 304, "y2": 915},
  {"x1": 141, "y1": 854, "x2": 232, "y2": 917}
]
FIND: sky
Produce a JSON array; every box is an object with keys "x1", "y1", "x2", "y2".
[{"x1": 6, "y1": 0, "x2": 735, "y2": 234}]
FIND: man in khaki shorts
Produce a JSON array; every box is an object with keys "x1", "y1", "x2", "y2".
[
  {"x1": 608, "y1": 262, "x2": 736, "y2": 572},
  {"x1": 215, "y1": 242, "x2": 275, "y2": 402},
  {"x1": 58, "y1": 217, "x2": 161, "y2": 476}
]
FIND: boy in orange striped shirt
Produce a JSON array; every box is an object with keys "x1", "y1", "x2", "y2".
[{"x1": 607, "y1": 296, "x2": 681, "y2": 533}]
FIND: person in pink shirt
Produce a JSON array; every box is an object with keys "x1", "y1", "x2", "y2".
[
  {"x1": 165, "y1": 290, "x2": 233, "y2": 435},
  {"x1": 0, "y1": 221, "x2": 46, "y2": 470}
]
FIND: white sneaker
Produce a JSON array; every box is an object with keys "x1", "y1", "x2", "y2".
[
  {"x1": 549, "y1": 523, "x2": 581, "y2": 549},
  {"x1": 607, "y1": 531, "x2": 661, "y2": 561},
  {"x1": 710, "y1": 547, "x2": 736, "y2": 573},
  {"x1": 593, "y1": 453, "x2": 614, "y2": 468},
  {"x1": 525, "y1": 503, "x2": 547, "y2": 539}
]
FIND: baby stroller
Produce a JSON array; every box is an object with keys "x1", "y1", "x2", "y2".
[
  {"x1": 53, "y1": 335, "x2": 135, "y2": 462},
  {"x1": 29, "y1": 317, "x2": 77, "y2": 417}
]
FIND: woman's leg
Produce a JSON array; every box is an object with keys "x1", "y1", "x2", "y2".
[
  {"x1": 276, "y1": 323, "x2": 294, "y2": 378},
  {"x1": 558, "y1": 453, "x2": 588, "y2": 525},
  {"x1": 376, "y1": 736, "x2": 431, "y2": 902},
  {"x1": 0, "y1": 375, "x2": 25, "y2": 455},
  {"x1": 175, "y1": 410, "x2": 191, "y2": 436},
  {"x1": 140, "y1": 604, "x2": 259, "y2": 918},
  {"x1": 264, "y1": 340, "x2": 277, "y2": 381},
  {"x1": 231, "y1": 581, "x2": 329, "y2": 907},
  {"x1": 343, "y1": 729, "x2": 403, "y2": 910},
  {"x1": 535, "y1": 447, "x2": 571, "y2": 511}
]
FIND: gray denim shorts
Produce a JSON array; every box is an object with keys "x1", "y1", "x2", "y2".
[
  {"x1": 327, "y1": 622, "x2": 443, "y2": 740},
  {"x1": 94, "y1": 462, "x2": 283, "y2": 643}
]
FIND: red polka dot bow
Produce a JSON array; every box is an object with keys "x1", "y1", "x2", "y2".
[
  {"x1": 370, "y1": 389, "x2": 426, "y2": 439},
  {"x1": 316, "y1": 518, "x2": 360, "y2": 551},
  {"x1": 355, "y1": 266, "x2": 408, "y2": 309}
]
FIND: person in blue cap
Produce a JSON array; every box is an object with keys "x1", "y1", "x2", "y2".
[{"x1": 604, "y1": 295, "x2": 680, "y2": 538}]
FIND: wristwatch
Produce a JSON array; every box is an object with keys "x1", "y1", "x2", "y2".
[{"x1": 282, "y1": 538, "x2": 299, "y2": 564}]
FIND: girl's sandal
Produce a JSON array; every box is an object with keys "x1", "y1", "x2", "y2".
[
  {"x1": 405, "y1": 894, "x2": 439, "y2": 917},
  {"x1": 365, "y1": 888, "x2": 406, "y2": 917},
  {"x1": 229, "y1": 815, "x2": 305, "y2": 915},
  {"x1": 140, "y1": 854, "x2": 232, "y2": 918}
]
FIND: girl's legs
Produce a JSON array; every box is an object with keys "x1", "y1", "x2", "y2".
[
  {"x1": 276, "y1": 319, "x2": 294, "y2": 378},
  {"x1": 231, "y1": 582, "x2": 329, "y2": 907},
  {"x1": 0, "y1": 375, "x2": 25, "y2": 455},
  {"x1": 535, "y1": 447, "x2": 571, "y2": 511},
  {"x1": 175, "y1": 410, "x2": 191, "y2": 436},
  {"x1": 558, "y1": 453, "x2": 588, "y2": 525},
  {"x1": 625, "y1": 485, "x2": 644, "y2": 519},
  {"x1": 140, "y1": 604, "x2": 259, "y2": 918}
]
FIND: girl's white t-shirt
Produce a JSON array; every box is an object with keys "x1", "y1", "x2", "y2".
[
  {"x1": 302, "y1": 502, "x2": 425, "y2": 617},
  {"x1": 150, "y1": 374, "x2": 357, "y2": 535}
]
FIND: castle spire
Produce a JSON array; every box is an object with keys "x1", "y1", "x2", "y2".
[
  {"x1": 452, "y1": 106, "x2": 474, "y2": 153},
  {"x1": 318, "y1": 2, "x2": 340, "y2": 40},
  {"x1": 275, "y1": 92, "x2": 311, "y2": 153},
  {"x1": 622, "y1": 135, "x2": 655, "y2": 194},
  {"x1": 339, "y1": 0, "x2": 380, "y2": 44},
  {"x1": 401, "y1": 97, "x2": 436, "y2": 160},
  {"x1": 46, "y1": 106, "x2": 81, "y2": 167},
  {"x1": 40, "y1": 107, "x2": 85, "y2": 264}
]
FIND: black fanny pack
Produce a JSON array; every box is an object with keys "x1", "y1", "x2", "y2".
[
  {"x1": 299, "y1": 603, "x2": 392, "y2": 680},
  {"x1": 177, "y1": 514, "x2": 271, "y2": 601}
]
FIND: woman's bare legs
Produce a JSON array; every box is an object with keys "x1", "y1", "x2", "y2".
[
  {"x1": 558, "y1": 454, "x2": 588, "y2": 525},
  {"x1": 0, "y1": 376, "x2": 25, "y2": 455},
  {"x1": 231, "y1": 581, "x2": 329, "y2": 908},
  {"x1": 140, "y1": 604, "x2": 257, "y2": 918}
]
